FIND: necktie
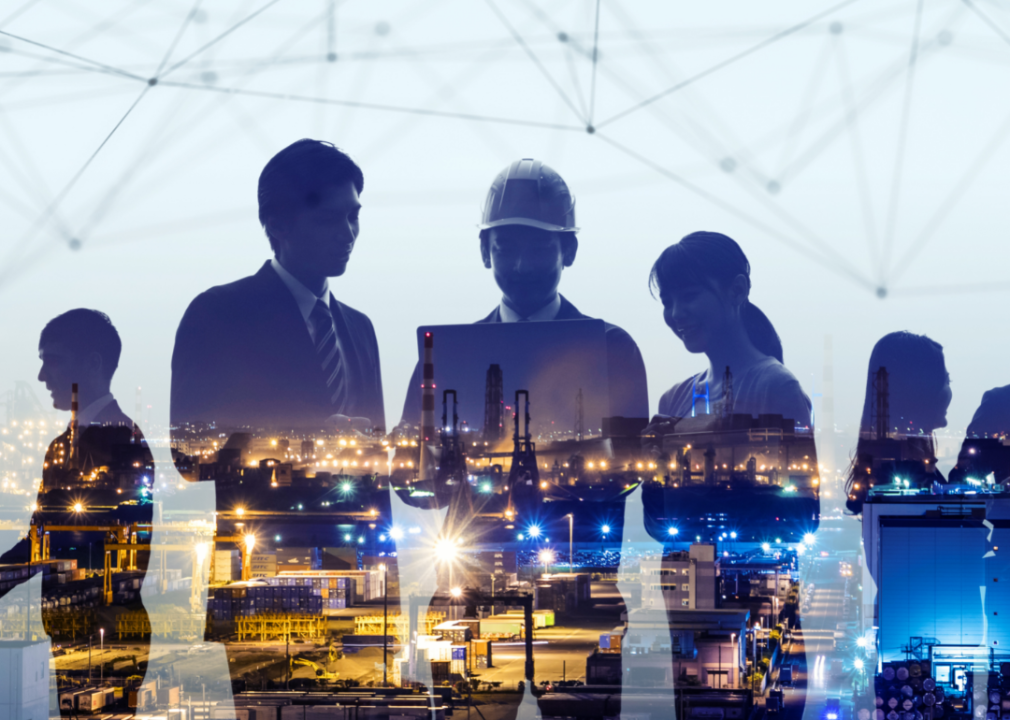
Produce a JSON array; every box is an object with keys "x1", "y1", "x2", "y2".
[{"x1": 309, "y1": 298, "x2": 347, "y2": 411}]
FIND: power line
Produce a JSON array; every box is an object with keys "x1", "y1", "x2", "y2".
[
  {"x1": 0, "y1": 84, "x2": 151, "y2": 287},
  {"x1": 159, "y1": 0, "x2": 286, "y2": 79},
  {"x1": 0, "y1": 29, "x2": 145, "y2": 82},
  {"x1": 588, "y1": 0, "x2": 602, "y2": 126},
  {"x1": 880, "y1": 0, "x2": 925, "y2": 285},
  {"x1": 157, "y1": 79, "x2": 587, "y2": 131},
  {"x1": 483, "y1": 0, "x2": 587, "y2": 124},
  {"x1": 596, "y1": 0, "x2": 864, "y2": 129},
  {"x1": 595, "y1": 132, "x2": 874, "y2": 290}
]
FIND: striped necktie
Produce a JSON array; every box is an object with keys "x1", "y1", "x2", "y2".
[{"x1": 308, "y1": 298, "x2": 347, "y2": 412}]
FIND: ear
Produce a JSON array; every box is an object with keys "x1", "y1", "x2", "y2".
[
  {"x1": 480, "y1": 234, "x2": 492, "y2": 269},
  {"x1": 561, "y1": 234, "x2": 578, "y2": 267},
  {"x1": 728, "y1": 273, "x2": 750, "y2": 308},
  {"x1": 85, "y1": 350, "x2": 104, "y2": 378}
]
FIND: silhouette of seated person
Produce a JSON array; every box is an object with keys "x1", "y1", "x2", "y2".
[
  {"x1": 399, "y1": 158, "x2": 648, "y2": 429},
  {"x1": 844, "y1": 332, "x2": 950, "y2": 514},
  {"x1": 171, "y1": 139, "x2": 384, "y2": 437},
  {"x1": 0, "y1": 309, "x2": 154, "y2": 706}
]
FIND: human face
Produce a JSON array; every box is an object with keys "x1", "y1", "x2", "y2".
[
  {"x1": 481, "y1": 226, "x2": 574, "y2": 312},
  {"x1": 38, "y1": 341, "x2": 79, "y2": 411},
  {"x1": 275, "y1": 181, "x2": 361, "y2": 280},
  {"x1": 661, "y1": 281, "x2": 734, "y2": 355},
  {"x1": 930, "y1": 375, "x2": 952, "y2": 431}
]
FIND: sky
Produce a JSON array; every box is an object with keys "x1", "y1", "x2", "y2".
[{"x1": 2, "y1": 0, "x2": 1010, "y2": 469}]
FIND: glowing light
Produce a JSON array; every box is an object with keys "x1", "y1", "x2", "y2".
[
  {"x1": 856, "y1": 636, "x2": 867, "y2": 648},
  {"x1": 668, "y1": 527, "x2": 679, "y2": 536},
  {"x1": 516, "y1": 533, "x2": 524, "y2": 540},
  {"x1": 538, "y1": 549, "x2": 555, "y2": 565},
  {"x1": 274, "y1": 535, "x2": 282, "y2": 542},
  {"x1": 244, "y1": 534, "x2": 255, "y2": 552},
  {"x1": 390, "y1": 527, "x2": 404, "y2": 540},
  {"x1": 803, "y1": 533, "x2": 816, "y2": 546},
  {"x1": 344, "y1": 534, "x2": 352, "y2": 541},
  {"x1": 434, "y1": 538, "x2": 458, "y2": 562},
  {"x1": 236, "y1": 507, "x2": 245, "y2": 517},
  {"x1": 450, "y1": 586, "x2": 462, "y2": 598},
  {"x1": 854, "y1": 659, "x2": 864, "y2": 671},
  {"x1": 761, "y1": 542, "x2": 771, "y2": 552},
  {"x1": 195, "y1": 542, "x2": 208, "y2": 563},
  {"x1": 340, "y1": 481, "x2": 353, "y2": 494},
  {"x1": 601, "y1": 525, "x2": 610, "y2": 535},
  {"x1": 730, "y1": 532, "x2": 737, "y2": 539},
  {"x1": 73, "y1": 502, "x2": 83, "y2": 513}
]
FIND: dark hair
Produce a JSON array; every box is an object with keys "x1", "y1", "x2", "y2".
[
  {"x1": 845, "y1": 331, "x2": 946, "y2": 514},
  {"x1": 258, "y1": 139, "x2": 364, "y2": 250},
  {"x1": 857, "y1": 331, "x2": 946, "y2": 434},
  {"x1": 649, "y1": 231, "x2": 783, "y2": 363},
  {"x1": 39, "y1": 309, "x2": 122, "y2": 380}
]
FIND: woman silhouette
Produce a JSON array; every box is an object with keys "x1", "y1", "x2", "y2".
[
  {"x1": 845, "y1": 331, "x2": 950, "y2": 514},
  {"x1": 649, "y1": 231, "x2": 811, "y2": 426}
]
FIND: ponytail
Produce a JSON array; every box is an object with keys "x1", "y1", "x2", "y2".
[
  {"x1": 651, "y1": 231, "x2": 785, "y2": 363},
  {"x1": 742, "y1": 301, "x2": 783, "y2": 363}
]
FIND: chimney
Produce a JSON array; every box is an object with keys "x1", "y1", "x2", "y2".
[{"x1": 419, "y1": 332, "x2": 436, "y2": 482}]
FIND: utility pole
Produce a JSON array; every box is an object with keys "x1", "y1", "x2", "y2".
[{"x1": 567, "y1": 514, "x2": 573, "y2": 574}]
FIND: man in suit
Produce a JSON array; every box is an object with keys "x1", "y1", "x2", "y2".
[
  {"x1": 171, "y1": 139, "x2": 385, "y2": 433},
  {"x1": 400, "y1": 158, "x2": 647, "y2": 424},
  {"x1": 0, "y1": 309, "x2": 154, "y2": 714}
]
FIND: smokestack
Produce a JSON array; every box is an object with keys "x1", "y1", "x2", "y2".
[
  {"x1": 419, "y1": 332, "x2": 436, "y2": 482},
  {"x1": 68, "y1": 382, "x2": 79, "y2": 468}
]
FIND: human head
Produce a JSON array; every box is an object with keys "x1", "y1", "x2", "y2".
[
  {"x1": 649, "y1": 231, "x2": 783, "y2": 363},
  {"x1": 859, "y1": 331, "x2": 950, "y2": 435},
  {"x1": 478, "y1": 159, "x2": 579, "y2": 315},
  {"x1": 38, "y1": 309, "x2": 121, "y2": 410},
  {"x1": 258, "y1": 139, "x2": 364, "y2": 279}
]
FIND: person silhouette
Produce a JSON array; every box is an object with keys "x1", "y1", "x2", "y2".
[
  {"x1": 626, "y1": 232, "x2": 816, "y2": 716},
  {"x1": 171, "y1": 138, "x2": 385, "y2": 434},
  {"x1": 844, "y1": 331, "x2": 950, "y2": 514},
  {"x1": 0, "y1": 309, "x2": 154, "y2": 717},
  {"x1": 648, "y1": 231, "x2": 810, "y2": 427},
  {"x1": 399, "y1": 158, "x2": 648, "y2": 425}
]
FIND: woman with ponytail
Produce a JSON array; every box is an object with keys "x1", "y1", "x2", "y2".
[{"x1": 648, "y1": 231, "x2": 811, "y2": 425}]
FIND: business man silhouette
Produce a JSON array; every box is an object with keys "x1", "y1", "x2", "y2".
[
  {"x1": 0, "y1": 309, "x2": 154, "y2": 717},
  {"x1": 171, "y1": 139, "x2": 385, "y2": 433}
]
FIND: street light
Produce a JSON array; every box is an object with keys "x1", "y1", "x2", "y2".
[
  {"x1": 538, "y1": 549, "x2": 555, "y2": 575},
  {"x1": 803, "y1": 533, "x2": 816, "y2": 546},
  {"x1": 527, "y1": 524, "x2": 541, "y2": 539},
  {"x1": 668, "y1": 527, "x2": 679, "y2": 537}
]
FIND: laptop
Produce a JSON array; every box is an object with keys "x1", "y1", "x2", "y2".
[{"x1": 407, "y1": 319, "x2": 609, "y2": 440}]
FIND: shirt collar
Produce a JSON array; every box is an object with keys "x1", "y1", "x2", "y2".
[
  {"x1": 499, "y1": 294, "x2": 562, "y2": 323},
  {"x1": 271, "y1": 258, "x2": 330, "y2": 323},
  {"x1": 76, "y1": 394, "x2": 114, "y2": 427}
]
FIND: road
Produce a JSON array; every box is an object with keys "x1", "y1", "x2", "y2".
[{"x1": 779, "y1": 516, "x2": 865, "y2": 720}]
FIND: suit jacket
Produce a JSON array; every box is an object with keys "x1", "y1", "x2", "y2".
[
  {"x1": 399, "y1": 295, "x2": 648, "y2": 424},
  {"x1": 171, "y1": 261, "x2": 385, "y2": 431}
]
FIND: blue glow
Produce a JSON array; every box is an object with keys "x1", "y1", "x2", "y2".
[
  {"x1": 517, "y1": 533, "x2": 524, "y2": 540},
  {"x1": 668, "y1": 527, "x2": 679, "y2": 536},
  {"x1": 527, "y1": 525, "x2": 541, "y2": 538},
  {"x1": 343, "y1": 533, "x2": 351, "y2": 541},
  {"x1": 601, "y1": 525, "x2": 610, "y2": 535},
  {"x1": 730, "y1": 531, "x2": 737, "y2": 539}
]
